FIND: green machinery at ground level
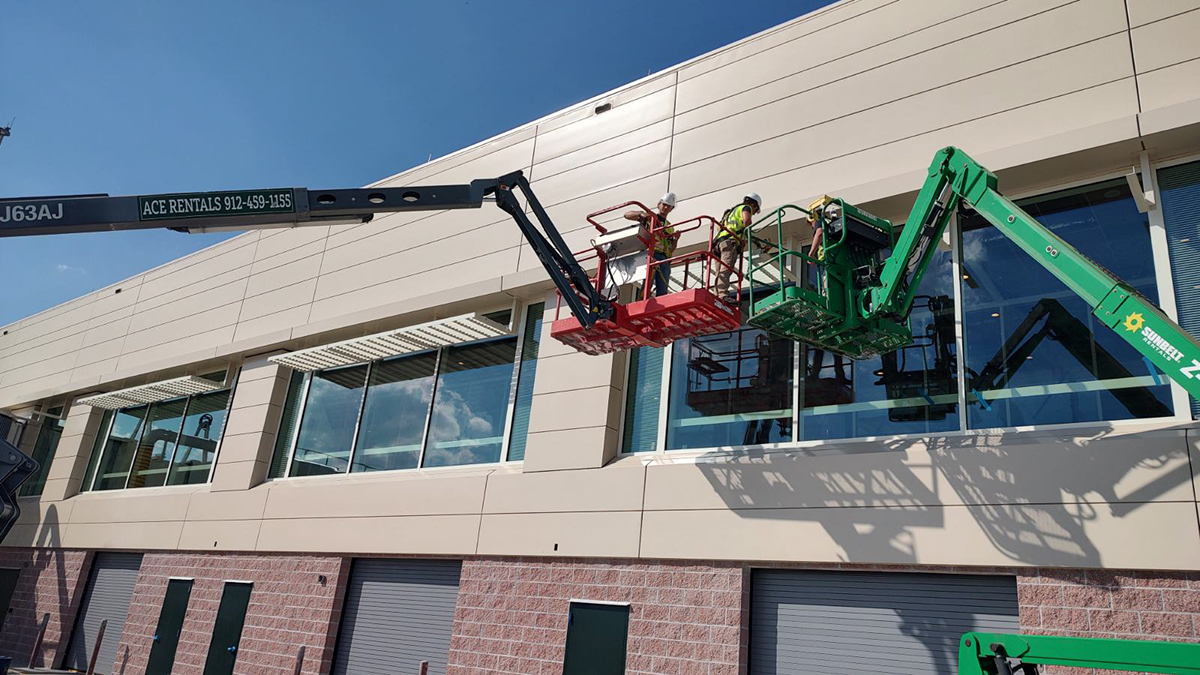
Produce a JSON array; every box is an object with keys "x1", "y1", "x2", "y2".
[
  {"x1": 959, "y1": 632, "x2": 1200, "y2": 674},
  {"x1": 748, "y1": 146, "x2": 1200, "y2": 402}
]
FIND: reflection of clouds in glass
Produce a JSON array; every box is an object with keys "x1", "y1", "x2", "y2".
[
  {"x1": 425, "y1": 361, "x2": 512, "y2": 466},
  {"x1": 359, "y1": 378, "x2": 433, "y2": 448}
]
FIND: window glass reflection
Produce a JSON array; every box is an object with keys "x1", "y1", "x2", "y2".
[
  {"x1": 799, "y1": 240, "x2": 959, "y2": 439},
  {"x1": 127, "y1": 398, "x2": 187, "y2": 488},
  {"x1": 81, "y1": 409, "x2": 114, "y2": 492},
  {"x1": 666, "y1": 325, "x2": 793, "y2": 449},
  {"x1": 506, "y1": 303, "x2": 544, "y2": 462},
  {"x1": 352, "y1": 352, "x2": 437, "y2": 473},
  {"x1": 960, "y1": 178, "x2": 1172, "y2": 427},
  {"x1": 423, "y1": 339, "x2": 516, "y2": 467},
  {"x1": 624, "y1": 347, "x2": 664, "y2": 453},
  {"x1": 291, "y1": 365, "x2": 368, "y2": 476},
  {"x1": 19, "y1": 406, "x2": 65, "y2": 497},
  {"x1": 94, "y1": 405, "x2": 149, "y2": 491},
  {"x1": 167, "y1": 390, "x2": 230, "y2": 485}
]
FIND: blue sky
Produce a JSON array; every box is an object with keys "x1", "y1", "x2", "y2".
[{"x1": 0, "y1": 0, "x2": 828, "y2": 326}]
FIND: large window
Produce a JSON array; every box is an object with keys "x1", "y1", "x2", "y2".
[
  {"x1": 667, "y1": 325, "x2": 793, "y2": 449},
  {"x1": 799, "y1": 238, "x2": 958, "y2": 440},
  {"x1": 622, "y1": 176, "x2": 1178, "y2": 453},
  {"x1": 959, "y1": 178, "x2": 1171, "y2": 427},
  {"x1": 87, "y1": 385, "x2": 232, "y2": 491},
  {"x1": 1159, "y1": 159, "x2": 1200, "y2": 419},
  {"x1": 273, "y1": 305, "x2": 541, "y2": 478},
  {"x1": 18, "y1": 405, "x2": 66, "y2": 497}
]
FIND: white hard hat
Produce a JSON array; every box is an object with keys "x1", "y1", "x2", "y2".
[
  {"x1": 659, "y1": 192, "x2": 677, "y2": 208},
  {"x1": 744, "y1": 192, "x2": 763, "y2": 208}
]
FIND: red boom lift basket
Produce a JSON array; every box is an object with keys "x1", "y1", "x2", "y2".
[{"x1": 550, "y1": 202, "x2": 744, "y2": 356}]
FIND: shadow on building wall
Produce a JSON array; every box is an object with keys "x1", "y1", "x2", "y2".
[{"x1": 695, "y1": 425, "x2": 1194, "y2": 569}]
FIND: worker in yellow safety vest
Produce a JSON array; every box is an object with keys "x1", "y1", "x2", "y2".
[
  {"x1": 713, "y1": 192, "x2": 762, "y2": 302},
  {"x1": 624, "y1": 192, "x2": 677, "y2": 297},
  {"x1": 807, "y1": 194, "x2": 834, "y2": 289}
]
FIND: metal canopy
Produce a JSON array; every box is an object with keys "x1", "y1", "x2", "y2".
[
  {"x1": 77, "y1": 375, "x2": 223, "y2": 410},
  {"x1": 269, "y1": 313, "x2": 512, "y2": 373}
]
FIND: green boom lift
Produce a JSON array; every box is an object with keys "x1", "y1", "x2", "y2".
[
  {"x1": 748, "y1": 146, "x2": 1200, "y2": 402},
  {"x1": 959, "y1": 631, "x2": 1200, "y2": 674}
]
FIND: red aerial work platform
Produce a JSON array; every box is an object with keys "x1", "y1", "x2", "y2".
[{"x1": 550, "y1": 202, "x2": 744, "y2": 356}]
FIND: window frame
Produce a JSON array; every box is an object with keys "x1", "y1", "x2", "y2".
[
  {"x1": 274, "y1": 302, "x2": 540, "y2": 480},
  {"x1": 620, "y1": 164, "x2": 1191, "y2": 457},
  {"x1": 80, "y1": 370, "x2": 238, "y2": 492}
]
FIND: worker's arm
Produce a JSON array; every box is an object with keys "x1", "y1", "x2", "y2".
[
  {"x1": 808, "y1": 225, "x2": 823, "y2": 257},
  {"x1": 624, "y1": 209, "x2": 648, "y2": 223}
]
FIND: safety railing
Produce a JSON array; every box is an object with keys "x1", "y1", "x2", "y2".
[
  {"x1": 554, "y1": 202, "x2": 746, "y2": 321},
  {"x1": 745, "y1": 204, "x2": 815, "y2": 311}
]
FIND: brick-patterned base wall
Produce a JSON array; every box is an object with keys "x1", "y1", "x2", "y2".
[
  {"x1": 449, "y1": 558, "x2": 746, "y2": 675},
  {"x1": 0, "y1": 548, "x2": 90, "y2": 668},
  {"x1": 113, "y1": 553, "x2": 348, "y2": 675},
  {"x1": 1018, "y1": 568, "x2": 1200, "y2": 675}
]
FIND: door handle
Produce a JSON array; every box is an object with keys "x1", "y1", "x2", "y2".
[
  {"x1": 152, "y1": 635, "x2": 160, "y2": 643},
  {"x1": 227, "y1": 645, "x2": 238, "y2": 654}
]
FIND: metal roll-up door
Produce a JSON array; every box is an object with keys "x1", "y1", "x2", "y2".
[
  {"x1": 63, "y1": 552, "x2": 144, "y2": 674},
  {"x1": 1159, "y1": 160, "x2": 1200, "y2": 419},
  {"x1": 332, "y1": 559, "x2": 461, "y2": 675},
  {"x1": 751, "y1": 570, "x2": 1018, "y2": 675}
]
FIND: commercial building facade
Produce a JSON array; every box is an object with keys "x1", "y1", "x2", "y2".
[{"x1": 2, "y1": 0, "x2": 1200, "y2": 673}]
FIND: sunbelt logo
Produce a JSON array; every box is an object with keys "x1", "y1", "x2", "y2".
[{"x1": 1123, "y1": 311, "x2": 1200, "y2": 381}]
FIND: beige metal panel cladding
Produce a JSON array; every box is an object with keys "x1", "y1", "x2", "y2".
[
  {"x1": 236, "y1": 278, "x2": 318, "y2": 325},
  {"x1": 261, "y1": 473, "x2": 488, "y2": 519},
  {"x1": 533, "y1": 119, "x2": 673, "y2": 184},
  {"x1": 307, "y1": 249, "x2": 520, "y2": 323},
  {"x1": 641, "y1": 430, "x2": 1195, "y2": 512},
  {"x1": 672, "y1": 79, "x2": 1139, "y2": 222},
  {"x1": 638, "y1": 501, "x2": 1200, "y2": 570},
  {"x1": 531, "y1": 81, "x2": 677, "y2": 168},
  {"x1": 476, "y1": 511, "x2": 642, "y2": 558},
  {"x1": 674, "y1": 0, "x2": 1124, "y2": 146},
  {"x1": 675, "y1": 0, "x2": 1029, "y2": 122},
  {"x1": 1130, "y1": 6, "x2": 1200, "y2": 72},
  {"x1": 522, "y1": 426, "x2": 621, "y2": 473},
  {"x1": 676, "y1": 0, "x2": 894, "y2": 84},
  {"x1": 176, "y1": 518, "x2": 261, "y2": 551},
  {"x1": 242, "y1": 253, "x2": 323, "y2": 305},
  {"x1": 670, "y1": 34, "x2": 1134, "y2": 200},
  {"x1": 529, "y1": 138, "x2": 672, "y2": 210},
  {"x1": 481, "y1": 463, "x2": 645, "y2": 514},
  {"x1": 1127, "y1": 0, "x2": 1200, "y2": 27},
  {"x1": 1139, "y1": 59, "x2": 1200, "y2": 116},
  {"x1": 255, "y1": 514, "x2": 481, "y2": 555},
  {"x1": 232, "y1": 305, "x2": 313, "y2": 343}
]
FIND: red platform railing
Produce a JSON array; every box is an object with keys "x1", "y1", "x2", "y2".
[{"x1": 549, "y1": 201, "x2": 745, "y2": 355}]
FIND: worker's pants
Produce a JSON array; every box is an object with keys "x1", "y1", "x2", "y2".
[
  {"x1": 714, "y1": 238, "x2": 743, "y2": 299},
  {"x1": 647, "y1": 251, "x2": 671, "y2": 298}
]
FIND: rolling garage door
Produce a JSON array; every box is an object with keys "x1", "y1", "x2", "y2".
[
  {"x1": 332, "y1": 559, "x2": 461, "y2": 675},
  {"x1": 63, "y1": 552, "x2": 144, "y2": 674},
  {"x1": 751, "y1": 570, "x2": 1018, "y2": 675}
]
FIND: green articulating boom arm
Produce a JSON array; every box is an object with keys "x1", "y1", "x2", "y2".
[
  {"x1": 868, "y1": 146, "x2": 1200, "y2": 401},
  {"x1": 958, "y1": 632, "x2": 1200, "y2": 674}
]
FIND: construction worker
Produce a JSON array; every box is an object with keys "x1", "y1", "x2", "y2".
[
  {"x1": 806, "y1": 195, "x2": 834, "y2": 293},
  {"x1": 713, "y1": 192, "x2": 762, "y2": 302},
  {"x1": 624, "y1": 192, "x2": 677, "y2": 297},
  {"x1": 805, "y1": 195, "x2": 846, "y2": 385}
]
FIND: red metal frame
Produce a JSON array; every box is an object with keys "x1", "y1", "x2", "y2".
[{"x1": 550, "y1": 202, "x2": 745, "y2": 355}]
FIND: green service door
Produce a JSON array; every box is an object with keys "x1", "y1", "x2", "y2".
[
  {"x1": 562, "y1": 602, "x2": 630, "y2": 675},
  {"x1": 202, "y1": 582, "x2": 253, "y2": 675},
  {"x1": 0, "y1": 568, "x2": 20, "y2": 634},
  {"x1": 146, "y1": 578, "x2": 193, "y2": 675}
]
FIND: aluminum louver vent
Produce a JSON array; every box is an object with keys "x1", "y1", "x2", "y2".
[
  {"x1": 77, "y1": 375, "x2": 223, "y2": 410},
  {"x1": 269, "y1": 312, "x2": 511, "y2": 373}
]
